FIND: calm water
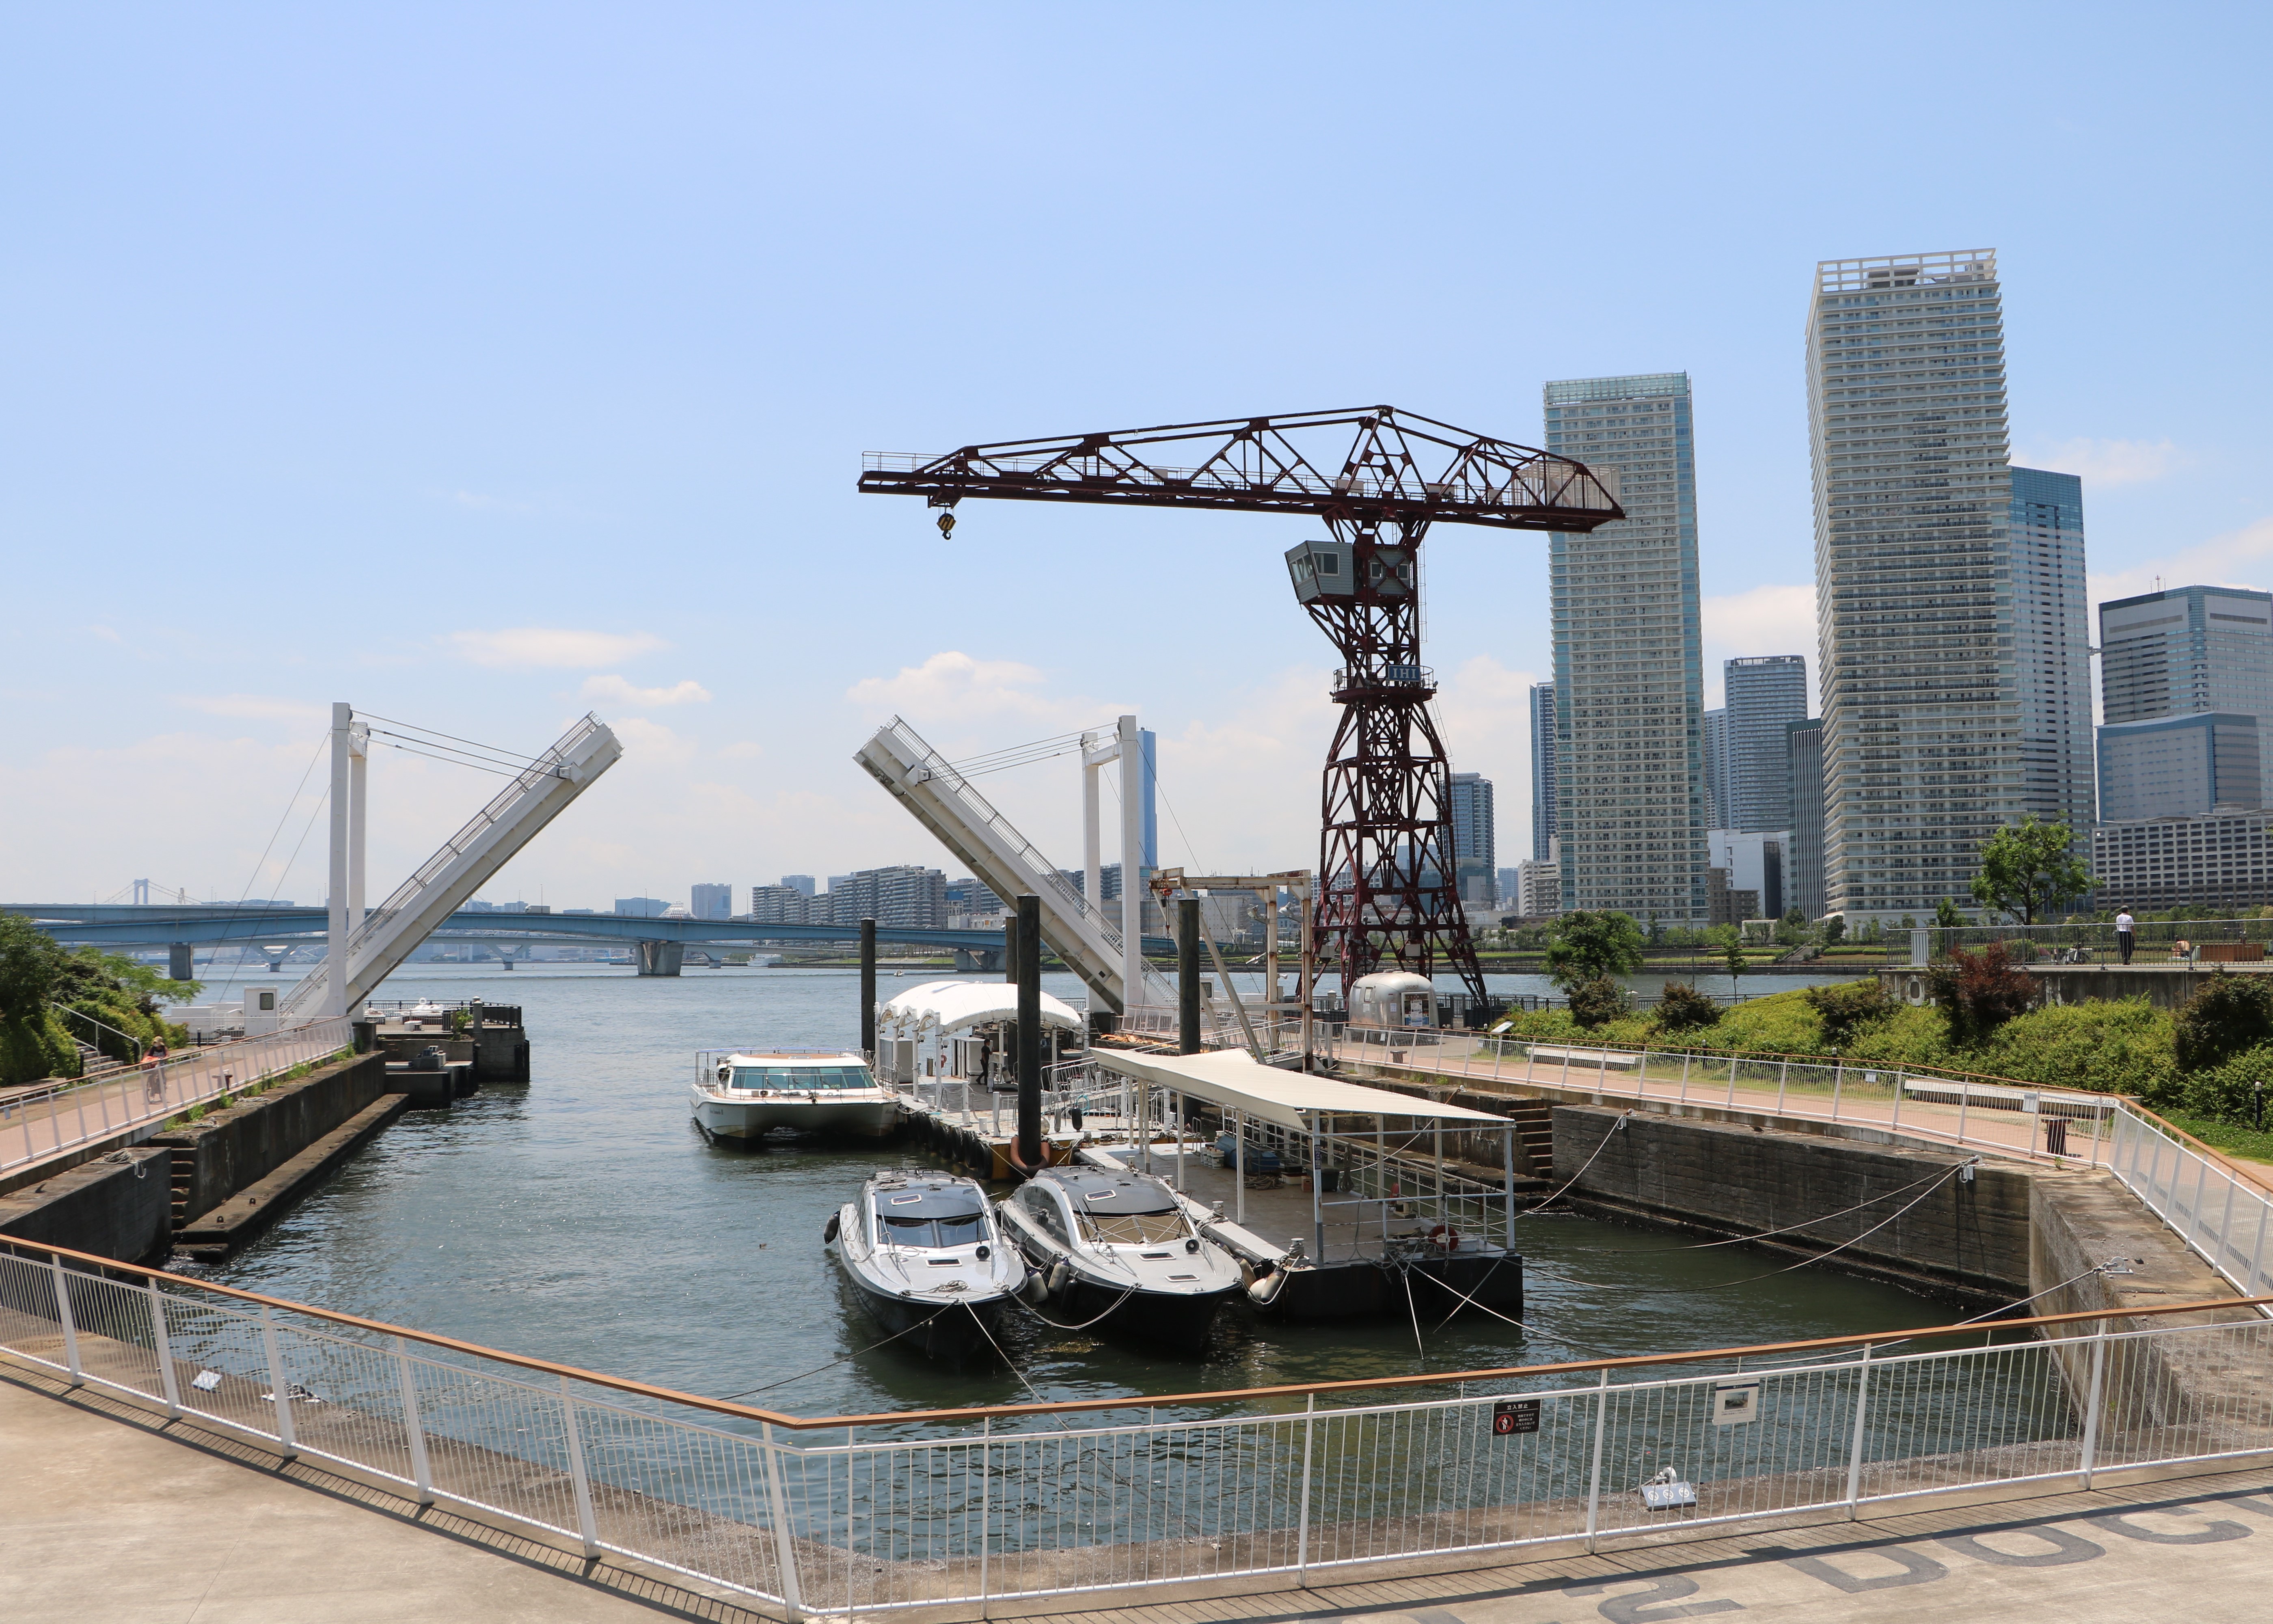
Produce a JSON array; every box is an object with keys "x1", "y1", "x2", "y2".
[{"x1": 189, "y1": 963, "x2": 1935, "y2": 1422}]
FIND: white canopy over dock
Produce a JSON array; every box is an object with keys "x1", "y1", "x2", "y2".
[
  {"x1": 876, "y1": 980, "x2": 1086, "y2": 1038},
  {"x1": 1087, "y1": 1047, "x2": 1509, "y2": 1132}
]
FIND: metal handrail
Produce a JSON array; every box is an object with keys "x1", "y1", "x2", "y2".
[{"x1": 3, "y1": 1232, "x2": 2262, "y2": 1432}]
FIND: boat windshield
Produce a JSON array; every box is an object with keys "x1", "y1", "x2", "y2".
[
  {"x1": 880, "y1": 1213, "x2": 987, "y2": 1248},
  {"x1": 1076, "y1": 1209, "x2": 1189, "y2": 1246},
  {"x1": 729, "y1": 1065, "x2": 874, "y2": 1091}
]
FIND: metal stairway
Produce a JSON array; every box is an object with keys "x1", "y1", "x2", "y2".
[
  {"x1": 283, "y1": 714, "x2": 622, "y2": 1017},
  {"x1": 855, "y1": 717, "x2": 1170, "y2": 1015}
]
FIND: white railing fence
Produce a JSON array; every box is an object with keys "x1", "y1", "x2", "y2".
[
  {"x1": 2109, "y1": 1106, "x2": 2273, "y2": 1311},
  {"x1": 2, "y1": 1240, "x2": 2267, "y2": 1618},
  {"x1": 0, "y1": 1018, "x2": 354, "y2": 1176}
]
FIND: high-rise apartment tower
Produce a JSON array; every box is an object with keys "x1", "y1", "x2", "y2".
[
  {"x1": 1810, "y1": 250, "x2": 2059, "y2": 921},
  {"x1": 1528, "y1": 682, "x2": 1557, "y2": 861},
  {"x1": 1723, "y1": 656, "x2": 1809, "y2": 832},
  {"x1": 1545, "y1": 372, "x2": 1709, "y2": 924},
  {"x1": 1785, "y1": 718, "x2": 1825, "y2": 919}
]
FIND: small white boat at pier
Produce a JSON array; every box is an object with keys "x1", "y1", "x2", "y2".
[
  {"x1": 690, "y1": 1050, "x2": 899, "y2": 1142},
  {"x1": 827, "y1": 1171, "x2": 1032, "y2": 1362}
]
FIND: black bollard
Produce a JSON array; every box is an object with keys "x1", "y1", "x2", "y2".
[
  {"x1": 1179, "y1": 896, "x2": 1201, "y2": 1055},
  {"x1": 859, "y1": 917, "x2": 876, "y2": 1061},
  {"x1": 1016, "y1": 894, "x2": 1043, "y2": 1171}
]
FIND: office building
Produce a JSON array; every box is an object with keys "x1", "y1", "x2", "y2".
[
  {"x1": 1545, "y1": 371, "x2": 1710, "y2": 925},
  {"x1": 2101, "y1": 585, "x2": 2273, "y2": 806},
  {"x1": 946, "y1": 877, "x2": 1004, "y2": 914},
  {"x1": 1724, "y1": 655, "x2": 1809, "y2": 831},
  {"x1": 829, "y1": 866, "x2": 948, "y2": 929},
  {"x1": 1515, "y1": 840, "x2": 1562, "y2": 918},
  {"x1": 749, "y1": 885, "x2": 809, "y2": 925},
  {"x1": 1706, "y1": 829, "x2": 1786, "y2": 921},
  {"x1": 1497, "y1": 866, "x2": 1523, "y2": 905},
  {"x1": 1705, "y1": 868, "x2": 1758, "y2": 929},
  {"x1": 613, "y1": 897, "x2": 670, "y2": 918},
  {"x1": 2097, "y1": 713, "x2": 2262, "y2": 823},
  {"x1": 690, "y1": 883, "x2": 734, "y2": 920},
  {"x1": 1785, "y1": 718, "x2": 1826, "y2": 918},
  {"x1": 1809, "y1": 250, "x2": 2036, "y2": 922},
  {"x1": 1528, "y1": 682, "x2": 1558, "y2": 861},
  {"x1": 2093, "y1": 809, "x2": 2273, "y2": 913},
  {"x1": 1449, "y1": 772, "x2": 1497, "y2": 906},
  {"x1": 780, "y1": 875, "x2": 816, "y2": 897},
  {"x1": 1703, "y1": 708, "x2": 1731, "y2": 832},
  {"x1": 2009, "y1": 469, "x2": 2096, "y2": 837}
]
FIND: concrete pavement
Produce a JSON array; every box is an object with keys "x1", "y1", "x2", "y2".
[{"x1": 6, "y1": 1356, "x2": 2271, "y2": 1624}]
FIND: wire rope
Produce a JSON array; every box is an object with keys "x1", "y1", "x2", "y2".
[{"x1": 712, "y1": 1304, "x2": 954, "y2": 1402}]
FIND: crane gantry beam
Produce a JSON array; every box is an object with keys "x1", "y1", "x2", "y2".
[{"x1": 859, "y1": 406, "x2": 1623, "y2": 1012}]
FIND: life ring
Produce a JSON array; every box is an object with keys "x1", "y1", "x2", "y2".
[{"x1": 1427, "y1": 1224, "x2": 1461, "y2": 1253}]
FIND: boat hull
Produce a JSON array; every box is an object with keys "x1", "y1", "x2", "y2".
[
  {"x1": 1031, "y1": 1271, "x2": 1236, "y2": 1353},
  {"x1": 841, "y1": 1273, "x2": 1015, "y2": 1362},
  {"x1": 1255, "y1": 1250, "x2": 1522, "y2": 1322},
  {"x1": 693, "y1": 1093, "x2": 899, "y2": 1141}
]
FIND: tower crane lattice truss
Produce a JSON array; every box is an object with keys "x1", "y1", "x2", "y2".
[{"x1": 858, "y1": 407, "x2": 1623, "y2": 1004}]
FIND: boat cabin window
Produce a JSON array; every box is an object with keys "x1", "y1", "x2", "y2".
[
  {"x1": 879, "y1": 1212, "x2": 986, "y2": 1248},
  {"x1": 730, "y1": 1065, "x2": 874, "y2": 1091}
]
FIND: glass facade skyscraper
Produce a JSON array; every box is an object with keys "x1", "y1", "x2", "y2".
[
  {"x1": 2007, "y1": 468, "x2": 2096, "y2": 840},
  {"x1": 2100, "y1": 585, "x2": 2273, "y2": 807},
  {"x1": 1448, "y1": 772, "x2": 1497, "y2": 905},
  {"x1": 1528, "y1": 682, "x2": 1557, "y2": 861},
  {"x1": 1724, "y1": 655, "x2": 1809, "y2": 833},
  {"x1": 1809, "y1": 251, "x2": 2023, "y2": 921},
  {"x1": 1545, "y1": 371, "x2": 1709, "y2": 925},
  {"x1": 1785, "y1": 718, "x2": 1826, "y2": 919},
  {"x1": 1702, "y1": 708, "x2": 1731, "y2": 831}
]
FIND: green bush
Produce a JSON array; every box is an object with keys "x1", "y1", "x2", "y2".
[
  {"x1": 0, "y1": 1009, "x2": 80, "y2": 1087},
  {"x1": 2172, "y1": 971, "x2": 2273, "y2": 1073},
  {"x1": 1652, "y1": 981, "x2": 1720, "y2": 1032},
  {"x1": 2174, "y1": 1043, "x2": 2273, "y2": 1122},
  {"x1": 1806, "y1": 980, "x2": 1897, "y2": 1047},
  {"x1": 1965, "y1": 999, "x2": 2176, "y2": 1099},
  {"x1": 1565, "y1": 975, "x2": 1630, "y2": 1029}
]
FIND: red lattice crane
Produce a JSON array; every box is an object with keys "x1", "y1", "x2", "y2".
[{"x1": 858, "y1": 407, "x2": 1623, "y2": 1007}]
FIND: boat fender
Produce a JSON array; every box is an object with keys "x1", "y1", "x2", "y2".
[
  {"x1": 823, "y1": 1212, "x2": 840, "y2": 1243},
  {"x1": 1046, "y1": 1258, "x2": 1070, "y2": 1298},
  {"x1": 1246, "y1": 1267, "x2": 1289, "y2": 1307},
  {"x1": 1016, "y1": 1269, "x2": 1050, "y2": 1307}
]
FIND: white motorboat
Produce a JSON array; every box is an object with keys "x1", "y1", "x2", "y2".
[
  {"x1": 826, "y1": 1172, "x2": 1033, "y2": 1362},
  {"x1": 690, "y1": 1050, "x2": 900, "y2": 1142},
  {"x1": 997, "y1": 1166, "x2": 1243, "y2": 1352}
]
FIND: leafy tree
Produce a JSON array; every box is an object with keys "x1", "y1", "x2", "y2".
[
  {"x1": 1970, "y1": 815, "x2": 2091, "y2": 926},
  {"x1": 1714, "y1": 925, "x2": 1746, "y2": 989},
  {"x1": 1653, "y1": 980, "x2": 1720, "y2": 1032},
  {"x1": 1934, "y1": 896, "x2": 1966, "y2": 930},
  {"x1": 0, "y1": 913, "x2": 67, "y2": 1019},
  {"x1": 1823, "y1": 916, "x2": 1846, "y2": 945},
  {"x1": 1565, "y1": 974, "x2": 1629, "y2": 1029},
  {"x1": 2173, "y1": 970, "x2": 2273, "y2": 1073},
  {"x1": 1781, "y1": 908, "x2": 1808, "y2": 927},
  {"x1": 1545, "y1": 911, "x2": 1645, "y2": 989},
  {"x1": 1926, "y1": 943, "x2": 2039, "y2": 1043},
  {"x1": 1806, "y1": 980, "x2": 1896, "y2": 1047}
]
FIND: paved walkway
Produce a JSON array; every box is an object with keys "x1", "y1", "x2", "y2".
[{"x1": 8, "y1": 1357, "x2": 2273, "y2": 1624}]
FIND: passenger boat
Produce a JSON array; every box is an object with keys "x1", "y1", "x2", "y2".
[
  {"x1": 997, "y1": 1166, "x2": 1243, "y2": 1352},
  {"x1": 826, "y1": 1172, "x2": 1032, "y2": 1361},
  {"x1": 690, "y1": 1050, "x2": 900, "y2": 1142}
]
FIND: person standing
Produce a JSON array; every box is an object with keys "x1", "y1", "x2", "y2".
[{"x1": 2116, "y1": 908, "x2": 2136, "y2": 965}]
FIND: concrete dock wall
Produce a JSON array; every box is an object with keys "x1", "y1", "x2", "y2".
[
  {"x1": 0, "y1": 1149, "x2": 174, "y2": 1264},
  {"x1": 147, "y1": 1052, "x2": 389, "y2": 1227},
  {"x1": 1552, "y1": 1105, "x2": 2034, "y2": 1300}
]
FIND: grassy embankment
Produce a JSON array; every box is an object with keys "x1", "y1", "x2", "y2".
[{"x1": 1493, "y1": 985, "x2": 2273, "y2": 1166}]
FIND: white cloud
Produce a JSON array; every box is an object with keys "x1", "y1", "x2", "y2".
[
  {"x1": 2016, "y1": 437, "x2": 2184, "y2": 488},
  {"x1": 171, "y1": 694, "x2": 331, "y2": 725},
  {"x1": 610, "y1": 716, "x2": 700, "y2": 767},
  {"x1": 447, "y1": 628, "x2": 666, "y2": 669},
  {"x1": 2089, "y1": 515, "x2": 2273, "y2": 607},
  {"x1": 580, "y1": 674, "x2": 712, "y2": 708},
  {"x1": 844, "y1": 650, "x2": 1079, "y2": 723},
  {"x1": 1702, "y1": 582, "x2": 1817, "y2": 706}
]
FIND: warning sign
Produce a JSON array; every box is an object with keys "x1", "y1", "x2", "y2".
[{"x1": 1492, "y1": 1398, "x2": 1541, "y2": 1436}]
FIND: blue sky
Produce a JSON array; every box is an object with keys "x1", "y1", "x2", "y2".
[{"x1": 6, "y1": 3, "x2": 2269, "y2": 909}]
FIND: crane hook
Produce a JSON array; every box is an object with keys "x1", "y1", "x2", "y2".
[{"x1": 937, "y1": 510, "x2": 956, "y2": 538}]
